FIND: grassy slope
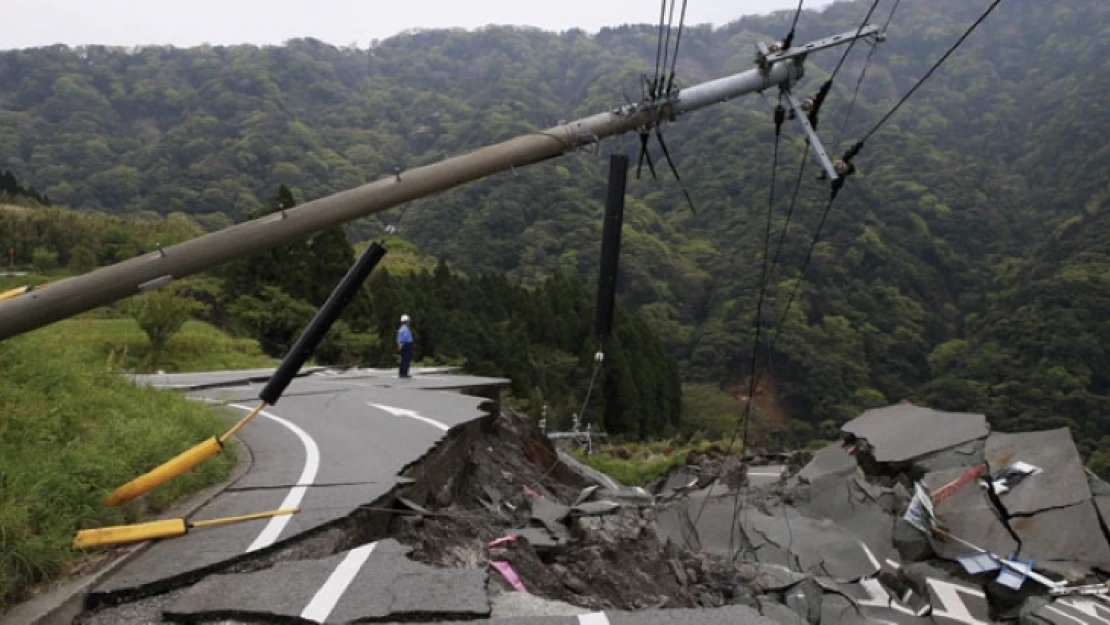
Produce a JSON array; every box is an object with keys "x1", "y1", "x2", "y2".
[
  {"x1": 54, "y1": 317, "x2": 279, "y2": 373},
  {"x1": 0, "y1": 318, "x2": 273, "y2": 610}
]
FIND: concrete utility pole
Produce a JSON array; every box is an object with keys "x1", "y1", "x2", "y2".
[{"x1": 0, "y1": 26, "x2": 879, "y2": 341}]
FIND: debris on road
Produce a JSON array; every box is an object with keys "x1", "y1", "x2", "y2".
[{"x1": 70, "y1": 397, "x2": 1110, "y2": 624}]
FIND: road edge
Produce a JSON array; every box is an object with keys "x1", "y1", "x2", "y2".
[{"x1": 0, "y1": 436, "x2": 255, "y2": 625}]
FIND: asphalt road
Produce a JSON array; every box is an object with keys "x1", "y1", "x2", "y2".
[
  {"x1": 82, "y1": 368, "x2": 1110, "y2": 625},
  {"x1": 89, "y1": 368, "x2": 508, "y2": 622}
]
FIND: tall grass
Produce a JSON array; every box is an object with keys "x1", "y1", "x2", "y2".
[
  {"x1": 0, "y1": 322, "x2": 241, "y2": 610},
  {"x1": 47, "y1": 317, "x2": 277, "y2": 373}
]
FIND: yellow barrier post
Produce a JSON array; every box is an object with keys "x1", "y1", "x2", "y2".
[
  {"x1": 73, "y1": 507, "x2": 298, "y2": 549},
  {"x1": 103, "y1": 401, "x2": 267, "y2": 506}
]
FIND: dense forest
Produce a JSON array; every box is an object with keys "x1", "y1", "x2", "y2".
[{"x1": 1, "y1": 0, "x2": 1108, "y2": 451}]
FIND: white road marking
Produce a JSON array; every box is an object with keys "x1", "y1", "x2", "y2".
[
  {"x1": 228, "y1": 403, "x2": 321, "y2": 553},
  {"x1": 579, "y1": 613, "x2": 610, "y2": 625},
  {"x1": 1045, "y1": 606, "x2": 1088, "y2": 625},
  {"x1": 859, "y1": 541, "x2": 881, "y2": 572},
  {"x1": 301, "y1": 542, "x2": 378, "y2": 623},
  {"x1": 367, "y1": 402, "x2": 449, "y2": 431}
]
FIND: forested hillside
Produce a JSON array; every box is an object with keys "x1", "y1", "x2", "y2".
[{"x1": 1, "y1": 0, "x2": 1108, "y2": 446}]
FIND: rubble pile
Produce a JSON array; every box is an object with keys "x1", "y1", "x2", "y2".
[
  {"x1": 384, "y1": 409, "x2": 748, "y2": 613},
  {"x1": 76, "y1": 401, "x2": 1110, "y2": 624},
  {"x1": 654, "y1": 402, "x2": 1110, "y2": 624}
]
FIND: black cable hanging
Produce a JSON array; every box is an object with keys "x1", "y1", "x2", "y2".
[
  {"x1": 834, "y1": 0, "x2": 902, "y2": 150},
  {"x1": 860, "y1": 0, "x2": 1002, "y2": 145},
  {"x1": 768, "y1": 0, "x2": 1003, "y2": 358},
  {"x1": 690, "y1": 99, "x2": 785, "y2": 534}
]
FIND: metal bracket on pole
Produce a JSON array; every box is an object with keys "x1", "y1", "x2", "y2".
[
  {"x1": 782, "y1": 89, "x2": 839, "y2": 182},
  {"x1": 763, "y1": 25, "x2": 882, "y2": 64}
]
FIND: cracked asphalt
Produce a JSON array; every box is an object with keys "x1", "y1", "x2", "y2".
[
  {"x1": 80, "y1": 368, "x2": 508, "y2": 623},
  {"x1": 68, "y1": 371, "x2": 1110, "y2": 625}
]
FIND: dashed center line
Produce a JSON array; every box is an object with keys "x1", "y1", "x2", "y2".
[
  {"x1": 579, "y1": 613, "x2": 610, "y2": 625},
  {"x1": 367, "y1": 401, "x2": 449, "y2": 431},
  {"x1": 301, "y1": 542, "x2": 378, "y2": 622}
]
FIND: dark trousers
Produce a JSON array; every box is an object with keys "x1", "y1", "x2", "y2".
[{"x1": 399, "y1": 342, "x2": 413, "y2": 377}]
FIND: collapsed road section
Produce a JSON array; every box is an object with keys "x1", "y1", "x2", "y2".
[
  {"x1": 656, "y1": 402, "x2": 1110, "y2": 625},
  {"x1": 61, "y1": 372, "x2": 1110, "y2": 624}
]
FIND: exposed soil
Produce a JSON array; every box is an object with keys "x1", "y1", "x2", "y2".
[{"x1": 385, "y1": 410, "x2": 747, "y2": 611}]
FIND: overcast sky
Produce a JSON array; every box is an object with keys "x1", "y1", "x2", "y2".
[{"x1": 3, "y1": 0, "x2": 838, "y2": 50}]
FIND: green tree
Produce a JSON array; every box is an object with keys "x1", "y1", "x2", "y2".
[
  {"x1": 67, "y1": 244, "x2": 98, "y2": 273},
  {"x1": 127, "y1": 288, "x2": 198, "y2": 364},
  {"x1": 31, "y1": 247, "x2": 58, "y2": 272}
]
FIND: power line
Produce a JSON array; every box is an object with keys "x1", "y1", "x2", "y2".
[
  {"x1": 768, "y1": 0, "x2": 1003, "y2": 356},
  {"x1": 859, "y1": 0, "x2": 1002, "y2": 144},
  {"x1": 759, "y1": 0, "x2": 1003, "y2": 380},
  {"x1": 659, "y1": 0, "x2": 679, "y2": 98},
  {"x1": 783, "y1": 0, "x2": 806, "y2": 49},
  {"x1": 690, "y1": 100, "x2": 785, "y2": 535},
  {"x1": 828, "y1": 0, "x2": 883, "y2": 82},
  {"x1": 651, "y1": 0, "x2": 668, "y2": 97},
  {"x1": 665, "y1": 0, "x2": 690, "y2": 95},
  {"x1": 763, "y1": 146, "x2": 810, "y2": 291},
  {"x1": 835, "y1": 0, "x2": 901, "y2": 150},
  {"x1": 789, "y1": 0, "x2": 805, "y2": 34}
]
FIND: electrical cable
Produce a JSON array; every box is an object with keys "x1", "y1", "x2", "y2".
[
  {"x1": 664, "y1": 0, "x2": 690, "y2": 95},
  {"x1": 789, "y1": 0, "x2": 805, "y2": 36},
  {"x1": 782, "y1": 0, "x2": 805, "y2": 50},
  {"x1": 828, "y1": 0, "x2": 883, "y2": 83},
  {"x1": 763, "y1": 146, "x2": 810, "y2": 291},
  {"x1": 858, "y1": 0, "x2": 1002, "y2": 145},
  {"x1": 651, "y1": 0, "x2": 668, "y2": 98},
  {"x1": 690, "y1": 99, "x2": 785, "y2": 536},
  {"x1": 833, "y1": 0, "x2": 902, "y2": 150},
  {"x1": 659, "y1": 0, "x2": 678, "y2": 99},
  {"x1": 763, "y1": 0, "x2": 1004, "y2": 352}
]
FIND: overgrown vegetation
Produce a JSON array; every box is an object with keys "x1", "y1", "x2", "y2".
[
  {"x1": 0, "y1": 323, "x2": 240, "y2": 610},
  {"x1": 43, "y1": 316, "x2": 277, "y2": 373}
]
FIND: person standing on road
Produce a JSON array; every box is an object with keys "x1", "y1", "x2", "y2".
[{"x1": 397, "y1": 314, "x2": 414, "y2": 378}]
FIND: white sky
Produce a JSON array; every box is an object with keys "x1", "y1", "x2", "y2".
[{"x1": 3, "y1": 0, "x2": 839, "y2": 49}]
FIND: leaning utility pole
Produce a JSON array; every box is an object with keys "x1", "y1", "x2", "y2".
[{"x1": 0, "y1": 25, "x2": 879, "y2": 341}]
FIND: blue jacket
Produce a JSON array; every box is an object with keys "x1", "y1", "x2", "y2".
[{"x1": 397, "y1": 324, "x2": 413, "y2": 345}]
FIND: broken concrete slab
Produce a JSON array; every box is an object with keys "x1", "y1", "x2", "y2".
[
  {"x1": 893, "y1": 518, "x2": 936, "y2": 562},
  {"x1": 923, "y1": 466, "x2": 1019, "y2": 562},
  {"x1": 603, "y1": 605, "x2": 786, "y2": 624},
  {"x1": 797, "y1": 473, "x2": 896, "y2": 570},
  {"x1": 744, "y1": 507, "x2": 883, "y2": 581},
  {"x1": 842, "y1": 403, "x2": 989, "y2": 464},
  {"x1": 759, "y1": 596, "x2": 812, "y2": 625},
  {"x1": 798, "y1": 442, "x2": 857, "y2": 484},
  {"x1": 164, "y1": 539, "x2": 489, "y2": 623},
  {"x1": 984, "y1": 429, "x2": 1092, "y2": 515},
  {"x1": 508, "y1": 527, "x2": 562, "y2": 551},
  {"x1": 556, "y1": 451, "x2": 622, "y2": 490},
  {"x1": 1009, "y1": 500, "x2": 1110, "y2": 578},
  {"x1": 490, "y1": 591, "x2": 592, "y2": 617},
  {"x1": 737, "y1": 562, "x2": 811, "y2": 592},
  {"x1": 529, "y1": 498, "x2": 572, "y2": 546},
  {"x1": 568, "y1": 500, "x2": 622, "y2": 517},
  {"x1": 816, "y1": 577, "x2": 933, "y2": 624},
  {"x1": 653, "y1": 466, "x2": 701, "y2": 497},
  {"x1": 1028, "y1": 596, "x2": 1110, "y2": 625},
  {"x1": 784, "y1": 578, "x2": 823, "y2": 625},
  {"x1": 591, "y1": 486, "x2": 656, "y2": 507}
]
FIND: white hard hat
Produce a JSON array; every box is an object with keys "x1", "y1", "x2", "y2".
[{"x1": 400, "y1": 314, "x2": 410, "y2": 323}]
